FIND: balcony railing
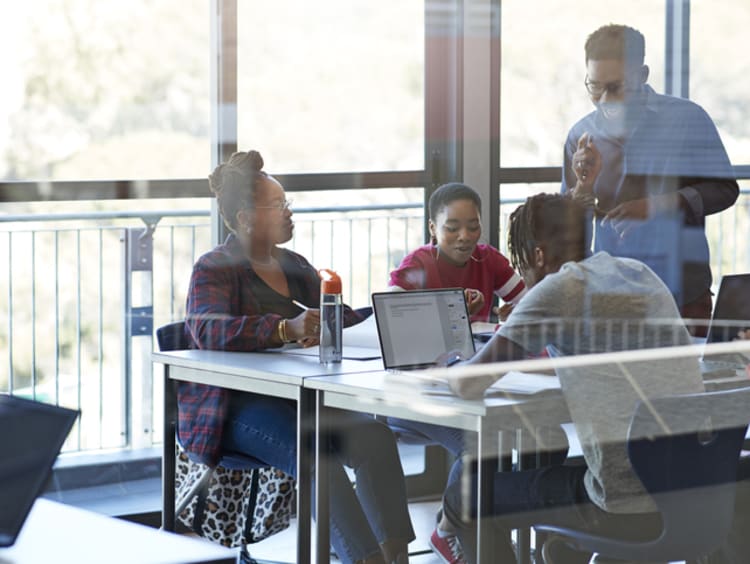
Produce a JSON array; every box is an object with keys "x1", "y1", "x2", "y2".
[
  {"x1": 1, "y1": 190, "x2": 748, "y2": 454},
  {"x1": 0, "y1": 203, "x2": 425, "y2": 453}
]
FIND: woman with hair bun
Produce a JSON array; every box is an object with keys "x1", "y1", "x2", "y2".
[{"x1": 179, "y1": 150, "x2": 414, "y2": 564}]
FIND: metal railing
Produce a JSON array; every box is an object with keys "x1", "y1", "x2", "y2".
[
  {"x1": 0, "y1": 203, "x2": 425, "y2": 453},
  {"x1": 1, "y1": 190, "x2": 748, "y2": 454}
]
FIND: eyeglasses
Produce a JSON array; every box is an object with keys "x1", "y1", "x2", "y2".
[
  {"x1": 255, "y1": 198, "x2": 294, "y2": 212},
  {"x1": 584, "y1": 76, "x2": 638, "y2": 98}
]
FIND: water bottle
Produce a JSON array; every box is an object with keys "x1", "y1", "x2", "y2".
[{"x1": 319, "y1": 269, "x2": 343, "y2": 364}]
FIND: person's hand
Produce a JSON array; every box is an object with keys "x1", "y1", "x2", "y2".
[
  {"x1": 571, "y1": 132, "x2": 602, "y2": 198},
  {"x1": 601, "y1": 199, "x2": 649, "y2": 238},
  {"x1": 435, "y1": 349, "x2": 466, "y2": 368},
  {"x1": 435, "y1": 349, "x2": 499, "y2": 400},
  {"x1": 464, "y1": 288, "x2": 485, "y2": 316},
  {"x1": 286, "y1": 309, "x2": 321, "y2": 341},
  {"x1": 298, "y1": 336, "x2": 320, "y2": 348},
  {"x1": 492, "y1": 302, "x2": 514, "y2": 322},
  {"x1": 446, "y1": 371, "x2": 497, "y2": 400},
  {"x1": 735, "y1": 329, "x2": 750, "y2": 341}
]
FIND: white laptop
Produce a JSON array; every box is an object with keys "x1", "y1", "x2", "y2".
[
  {"x1": 701, "y1": 274, "x2": 750, "y2": 373},
  {"x1": 371, "y1": 288, "x2": 476, "y2": 371}
]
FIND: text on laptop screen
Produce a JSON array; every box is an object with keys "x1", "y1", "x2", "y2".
[{"x1": 373, "y1": 288, "x2": 475, "y2": 370}]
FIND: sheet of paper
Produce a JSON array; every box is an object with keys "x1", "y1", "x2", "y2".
[
  {"x1": 342, "y1": 314, "x2": 381, "y2": 349},
  {"x1": 387, "y1": 369, "x2": 560, "y2": 398},
  {"x1": 471, "y1": 321, "x2": 498, "y2": 334},
  {"x1": 282, "y1": 344, "x2": 381, "y2": 360},
  {"x1": 487, "y1": 370, "x2": 560, "y2": 395},
  {"x1": 272, "y1": 314, "x2": 382, "y2": 360}
]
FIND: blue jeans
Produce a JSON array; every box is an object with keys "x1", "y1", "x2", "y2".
[
  {"x1": 223, "y1": 393, "x2": 415, "y2": 564},
  {"x1": 386, "y1": 417, "x2": 466, "y2": 492},
  {"x1": 386, "y1": 418, "x2": 569, "y2": 498}
]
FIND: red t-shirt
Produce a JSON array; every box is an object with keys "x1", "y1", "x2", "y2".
[{"x1": 388, "y1": 244, "x2": 526, "y2": 322}]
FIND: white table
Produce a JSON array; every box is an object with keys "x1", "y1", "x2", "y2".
[
  {"x1": 0, "y1": 498, "x2": 237, "y2": 564},
  {"x1": 153, "y1": 349, "x2": 384, "y2": 564},
  {"x1": 306, "y1": 371, "x2": 570, "y2": 564},
  {"x1": 155, "y1": 347, "x2": 748, "y2": 564}
]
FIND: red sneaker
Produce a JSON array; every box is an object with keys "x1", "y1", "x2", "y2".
[{"x1": 429, "y1": 528, "x2": 467, "y2": 564}]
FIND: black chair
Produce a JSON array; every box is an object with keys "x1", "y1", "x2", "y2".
[
  {"x1": 156, "y1": 320, "x2": 269, "y2": 518},
  {"x1": 155, "y1": 320, "x2": 191, "y2": 353},
  {"x1": 536, "y1": 386, "x2": 750, "y2": 563},
  {"x1": 353, "y1": 305, "x2": 374, "y2": 320}
]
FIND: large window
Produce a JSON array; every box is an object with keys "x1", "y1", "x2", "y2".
[
  {"x1": 0, "y1": 0, "x2": 211, "y2": 182},
  {"x1": 499, "y1": 0, "x2": 665, "y2": 168},
  {"x1": 691, "y1": 1, "x2": 750, "y2": 164},
  {"x1": 236, "y1": 0, "x2": 425, "y2": 173},
  {"x1": 3, "y1": 0, "x2": 750, "y2": 468}
]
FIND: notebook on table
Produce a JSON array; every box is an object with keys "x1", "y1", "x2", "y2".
[
  {"x1": 701, "y1": 274, "x2": 750, "y2": 375},
  {"x1": 372, "y1": 288, "x2": 476, "y2": 372},
  {"x1": 0, "y1": 395, "x2": 79, "y2": 547}
]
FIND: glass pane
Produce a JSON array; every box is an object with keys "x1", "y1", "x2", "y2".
[
  {"x1": 237, "y1": 0, "x2": 425, "y2": 173},
  {"x1": 498, "y1": 183, "x2": 559, "y2": 254},
  {"x1": 705, "y1": 179, "x2": 750, "y2": 280},
  {"x1": 691, "y1": 0, "x2": 750, "y2": 164},
  {"x1": 500, "y1": 1, "x2": 664, "y2": 167},
  {"x1": 499, "y1": 182, "x2": 750, "y2": 286},
  {"x1": 284, "y1": 188, "x2": 424, "y2": 308},
  {"x1": 0, "y1": 0, "x2": 211, "y2": 181}
]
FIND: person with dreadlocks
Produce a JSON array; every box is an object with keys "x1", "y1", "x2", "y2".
[{"x1": 437, "y1": 193, "x2": 703, "y2": 563}]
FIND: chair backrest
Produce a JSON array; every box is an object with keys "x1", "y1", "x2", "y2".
[
  {"x1": 624, "y1": 386, "x2": 750, "y2": 560},
  {"x1": 546, "y1": 342, "x2": 704, "y2": 514},
  {"x1": 156, "y1": 320, "x2": 189, "y2": 352},
  {"x1": 157, "y1": 319, "x2": 268, "y2": 472}
]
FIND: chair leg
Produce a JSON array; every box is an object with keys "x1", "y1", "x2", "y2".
[
  {"x1": 540, "y1": 534, "x2": 596, "y2": 564},
  {"x1": 239, "y1": 544, "x2": 259, "y2": 564},
  {"x1": 175, "y1": 467, "x2": 214, "y2": 518}
]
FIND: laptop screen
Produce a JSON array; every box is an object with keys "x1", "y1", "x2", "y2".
[
  {"x1": 706, "y1": 274, "x2": 750, "y2": 345},
  {"x1": 0, "y1": 395, "x2": 79, "y2": 547},
  {"x1": 372, "y1": 288, "x2": 476, "y2": 370}
]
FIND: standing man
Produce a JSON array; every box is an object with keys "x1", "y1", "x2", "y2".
[{"x1": 562, "y1": 24, "x2": 738, "y2": 334}]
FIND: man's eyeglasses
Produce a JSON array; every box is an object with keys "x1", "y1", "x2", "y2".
[
  {"x1": 255, "y1": 198, "x2": 294, "y2": 212},
  {"x1": 584, "y1": 76, "x2": 637, "y2": 98}
]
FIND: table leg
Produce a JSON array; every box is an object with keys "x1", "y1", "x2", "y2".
[
  {"x1": 297, "y1": 387, "x2": 315, "y2": 564},
  {"x1": 477, "y1": 420, "x2": 502, "y2": 564},
  {"x1": 162, "y1": 369, "x2": 176, "y2": 531},
  {"x1": 515, "y1": 429, "x2": 534, "y2": 564},
  {"x1": 314, "y1": 389, "x2": 331, "y2": 564}
]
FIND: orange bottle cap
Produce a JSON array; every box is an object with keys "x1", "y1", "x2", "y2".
[{"x1": 319, "y1": 269, "x2": 342, "y2": 294}]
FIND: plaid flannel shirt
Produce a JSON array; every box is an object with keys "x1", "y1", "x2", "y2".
[{"x1": 178, "y1": 235, "x2": 362, "y2": 465}]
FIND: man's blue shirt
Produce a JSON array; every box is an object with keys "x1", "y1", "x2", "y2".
[{"x1": 562, "y1": 85, "x2": 738, "y2": 305}]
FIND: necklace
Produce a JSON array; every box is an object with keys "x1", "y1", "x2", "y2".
[{"x1": 249, "y1": 254, "x2": 275, "y2": 267}]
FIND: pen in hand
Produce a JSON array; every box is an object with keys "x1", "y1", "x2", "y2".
[{"x1": 292, "y1": 299, "x2": 309, "y2": 311}]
